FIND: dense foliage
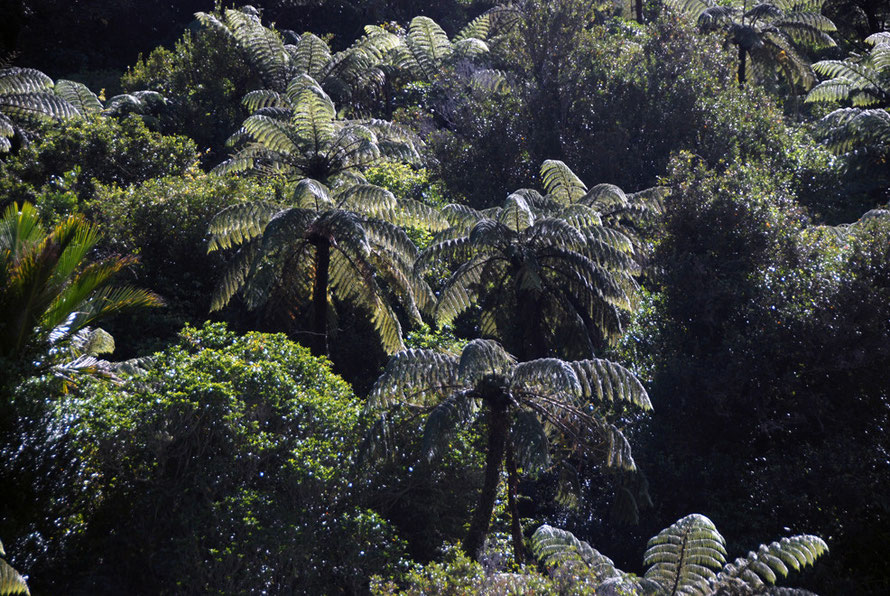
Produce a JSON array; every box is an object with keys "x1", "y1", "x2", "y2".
[{"x1": 1, "y1": 1, "x2": 888, "y2": 594}]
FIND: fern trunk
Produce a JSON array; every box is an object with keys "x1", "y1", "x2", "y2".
[
  {"x1": 506, "y1": 445, "x2": 525, "y2": 564},
  {"x1": 738, "y1": 45, "x2": 747, "y2": 89},
  {"x1": 636, "y1": 0, "x2": 643, "y2": 23},
  {"x1": 464, "y1": 400, "x2": 510, "y2": 559},
  {"x1": 311, "y1": 240, "x2": 330, "y2": 356}
]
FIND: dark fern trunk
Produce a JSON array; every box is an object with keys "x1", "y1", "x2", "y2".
[
  {"x1": 311, "y1": 240, "x2": 330, "y2": 356},
  {"x1": 738, "y1": 45, "x2": 747, "y2": 89},
  {"x1": 506, "y1": 445, "x2": 525, "y2": 564},
  {"x1": 464, "y1": 400, "x2": 510, "y2": 560},
  {"x1": 636, "y1": 0, "x2": 643, "y2": 23}
]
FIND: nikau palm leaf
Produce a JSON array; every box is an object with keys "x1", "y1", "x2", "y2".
[
  {"x1": 0, "y1": 540, "x2": 29, "y2": 595},
  {"x1": 0, "y1": 203, "x2": 160, "y2": 376}
]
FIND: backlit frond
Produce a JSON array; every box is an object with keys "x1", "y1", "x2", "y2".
[
  {"x1": 570, "y1": 359, "x2": 652, "y2": 410},
  {"x1": 643, "y1": 514, "x2": 728, "y2": 593},
  {"x1": 511, "y1": 410, "x2": 550, "y2": 475},
  {"x1": 531, "y1": 524, "x2": 622, "y2": 580},
  {"x1": 54, "y1": 80, "x2": 102, "y2": 114},
  {"x1": 709, "y1": 535, "x2": 828, "y2": 594},
  {"x1": 207, "y1": 201, "x2": 280, "y2": 252},
  {"x1": 423, "y1": 392, "x2": 478, "y2": 459},
  {"x1": 541, "y1": 159, "x2": 587, "y2": 204},
  {"x1": 368, "y1": 349, "x2": 459, "y2": 409}
]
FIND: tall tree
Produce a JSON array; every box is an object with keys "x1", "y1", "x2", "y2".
[{"x1": 368, "y1": 338, "x2": 651, "y2": 560}]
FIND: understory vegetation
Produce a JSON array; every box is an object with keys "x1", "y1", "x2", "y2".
[{"x1": 1, "y1": 0, "x2": 889, "y2": 594}]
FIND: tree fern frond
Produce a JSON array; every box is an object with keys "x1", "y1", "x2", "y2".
[
  {"x1": 570, "y1": 359, "x2": 652, "y2": 410},
  {"x1": 457, "y1": 338, "x2": 515, "y2": 384},
  {"x1": 423, "y1": 392, "x2": 478, "y2": 459},
  {"x1": 541, "y1": 159, "x2": 587, "y2": 204},
  {"x1": 643, "y1": 514, "x2": 727, "y2": 594},
  {"x1": 436, "y1": 255, "x2": 488, "y2": 325},
  {"x1": 512, "y1": 358, "x2": 582, "y2": 398},
  {"x1": 416, "y1": 236, "x2": 475, "y2": 272},
  {"x1": 710, "y1": 535, "x2": 828, "y2": 593},
  {"x1": 511, "y1": 410, "x2": 551, "y2": 475},
  {"x1": 408, "y1": 16, "x2": 453, "y2": 65},
  {"x1": 54, "y1": 80, "x2": 102, "y2": 114},
  {"x1": 498, "y1": 192, "x2": 535, "y2": 232},
  {"x1": 0, "y1": 92, "x2": 79, "y2": 121},
  {"x1": 531, "y1": 524, "x2": 622, "y2": 580},
  {"x1": 210, "y1": 237, "x2": 262, "y2": 311},
  {"x1": 368, "y1": 348, "x2": 459, "y2": 409},
  {"x1": 455, "y1": 10, "x2": 495, "y2": 42},
  {"x1": 292, "y1": 33, "x2": 332, "y2": 79},
  {"x1": 452, "y1": 38, "x2": 490, "y2": 60},
  {"x1": 335, "y1": 183, "x2": 397, "y2": 216},
  {"x1": 207, "y1": 201, "x2": 280, "y2": 252}
]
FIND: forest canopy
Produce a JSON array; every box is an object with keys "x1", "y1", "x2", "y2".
[{"x1": 1, "y1": 0, "x2": 888, "y2": 594}]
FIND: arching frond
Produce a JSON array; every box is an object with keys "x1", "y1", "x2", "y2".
[
  {"x1": 292, "y1": 33, "x2": 332, "y2": 79},
  {"x1": 457, "y1": 338, "x2": 515, "y2": 385},
  {"x1": 207, "y1": 201, "x2": 280, "y2": 252},
  {"x1": 709, "y1": 535, "x2": 828, "y2": 594},
  {"x1": 511, "y1": 410, "x2": 551, "y2": 475},
  {"x1": 498, "y1": 192, "x2": 535, "y2": 232},
  {"x1": 541, "y1": 159, "x2": 587, "y2": 204},
  {"x1": 531, "y1": 524, "x2": 622, "y2": 580},
  {"x1": 408, "y1": 16, "x2": 453, "y2": 65},
  {"x1": 54, "y1": 79, "x2": 102, "y2": 114},
  {"x1": 423, "y1": 391, "x2": 478, "y2": 459},
  {"x1": 368, "y1": 348, "x2": 459, "y2": 409},
  {"x1": 570, "y1": 359, "x2": 652, "y2": 410},
  {"x1": 512, "y1": 358, "x2": 582, "y2": 398},
  {"x1": 643, "y1": 514, "x2": 728, "y2": 594}
]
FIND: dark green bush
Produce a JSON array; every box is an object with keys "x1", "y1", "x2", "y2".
[
  {"x1": 0, "y1": 114, "x2": 197, "y2": 219},
  {"x1": 42, "y1": 323, "x2": 405, "y2": 594}
]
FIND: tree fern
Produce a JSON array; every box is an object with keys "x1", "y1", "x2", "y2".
[
  {"x1": 807, "y1": 33, "x2": 890, "y2": 160},
  {"x1": 421, "y1": 161, "x2": 654, "y2": 360},
  {"x1": 0, "y1": 67, "x2": 78, "y2": 151},
  {"x1": 663, "y1": 0, "x2": 836, "y2": 89},
  {"x1": 531, "y1": 515, "x2": 828, "y2": 595},
  {"x1": 367, "y1": 340, "x2": 650, "y2": 561},
  {"x1": 208, "y1": 176, "x2": 438, "y2": 356}
]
